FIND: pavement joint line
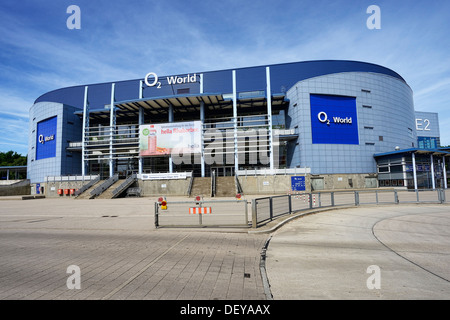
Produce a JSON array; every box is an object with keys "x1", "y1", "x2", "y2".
[
  {"x1": 371, "y1": 213, "x2": 450, "y2": 284},
  {"x1": 101, "y1": 233, "x2": 190, "y2": 300}
]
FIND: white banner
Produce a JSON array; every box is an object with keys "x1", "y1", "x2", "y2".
[
  {"x1": 139, "y1": 173, "x2": 189, "y2": 180},
  {"x1": 139, "y1": 121, "x2": 201, "y2": 156}
]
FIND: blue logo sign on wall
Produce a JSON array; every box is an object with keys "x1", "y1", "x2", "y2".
[
  {"x1": 291, "y1": 176, "x2": 306, "y2": 192},
  {"x1": 310, "y1": 94, "x2": 359, "y2": 145},
  {"x1": 36, "y1": 116, "x2": 57, "y2": 160}
]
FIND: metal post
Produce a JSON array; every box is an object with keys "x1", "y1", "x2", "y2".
[
  {"x1": 430, "y1": 154, "x2": 436, "y2": 190},
  {"x1": 198, "y1": 201, "x2": 203, "y2": 226},
  {"x1": 355, "y1": 191, "x2": 359, "y2": 206},
  {"x1": 394, "y1": 190, "x2": 399, "y2": 204},
  {"x1": 443, "y1": 156, "x2": 448, "y2": 189},
  {"x1": 269, "y1": 197, "x2": 273, "y2": 221},
  {"x1": 252, "y1": 199, "x2": 257, "y2": 228},
  {"x1": 244, "y1": 200, "x2": 249, "y2": 226},
  {"x1": 412, "y1": 152, "x2": 418, "y2": 190},
  {"x1": 154, "y1": 202, "x2": 159, "y2": 228},
  {"x1": 288, "y1": 194, "x2": 292, "y2": 214},
  {"x1": 331, "y1": 192, "x2": 335, "y2": 206}
]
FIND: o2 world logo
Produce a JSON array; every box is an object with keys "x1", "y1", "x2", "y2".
[
  {"x1": 317, "y1": 111, "x2": 353, "y2": 126},
  {"x1": 38, "y1": 134, "x2": 55, "y2": 144}
]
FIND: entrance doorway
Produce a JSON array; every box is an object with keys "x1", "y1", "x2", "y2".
[{"x1": 212, "y1": 166, "x2": 235, "y2": 177}]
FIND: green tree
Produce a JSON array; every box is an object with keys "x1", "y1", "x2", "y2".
[
  {"x1": 0, "y1": 151, "x2": 27, "y2": 166},
  {"x1": 0, "y1": 151, "x2": 27, "y2": 179}
]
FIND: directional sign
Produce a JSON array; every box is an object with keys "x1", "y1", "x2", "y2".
[{"x1": 291, "y1": 176, "x2": 306, "y2": 192}]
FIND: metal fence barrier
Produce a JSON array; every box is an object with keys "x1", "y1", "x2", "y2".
[
  {"x1": 154, "y1": 200, "x2": 249, "y2": 228},
  {"x1": 252, "y1": 189, "x2": 449, "y2": 228}
]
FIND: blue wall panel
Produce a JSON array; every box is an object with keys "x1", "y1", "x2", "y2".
[
  {"x1": 310, "y1": 94, "x2": 359, "y2": 145},
  {"x1": 36, "y1": 116, "x2": 57, "y2": 160}
]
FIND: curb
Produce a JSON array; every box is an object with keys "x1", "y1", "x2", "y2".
[{"x1": 248, "y1": 205, "x2": 357, "y2": 235}]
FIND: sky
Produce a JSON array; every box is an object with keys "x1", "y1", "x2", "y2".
[{"x1": 0, "y1": 0, "x2": 449, "y2": 156}]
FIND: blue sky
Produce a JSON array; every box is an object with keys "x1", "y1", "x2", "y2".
[{"x1": 0, "y1": 0, "x2": 449, "y2": 156}]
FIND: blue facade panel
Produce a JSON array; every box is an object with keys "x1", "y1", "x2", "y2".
[
  {"x1": 36, "y1": 116, "x2": 57, "y2": 160},
  {"x1": 310, "y1": 94, "x2": 359, "y2": 145},
  {"x1": 203, "y1": 70, "x2": 233, "y2": 94}
]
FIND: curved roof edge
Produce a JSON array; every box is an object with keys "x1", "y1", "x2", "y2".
[{"x1": 34, "y1": 60, "x2": 407, "y2": 106}]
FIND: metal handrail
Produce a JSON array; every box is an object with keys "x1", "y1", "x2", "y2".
[
  {"x1": 252, "y1": 188, "x2": 448, "y2": 228},
  {"x1": 90, "y1": 174, "x2": 119, "y2": 198},
  {"x1": 235, "y1": 175, "x2": 243, "y2": 195},
  {"x1": 74, "y1": 176, "x2": 100, "y2": 196},
  {"x1": 111, "y1": 173, "x2": 137, "y2": 198}
]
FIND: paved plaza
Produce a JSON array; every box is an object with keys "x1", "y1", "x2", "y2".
[
  {"x1": 0, "y1": 196, "x2": 449, "y2": 300},
  {"x1": 266, "y1": 204, "x2": 450, "y2": 300},
  {"x1": 0, "y1": 197, "x2": 267, "y2": 300}
]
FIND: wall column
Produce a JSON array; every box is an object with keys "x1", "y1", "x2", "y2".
[
  {"x1": 81, "y1": 86, "x2": 89, "y2": 176},
  {"x1": 138, "y1": 80, "x2": 144, "y2": 175},
  {"x1": 168, "y1": 104, "x2": 174, "y2": 173},
  {"x1": 109, "y1": 83, "x2": 116, "y2": 178},
  {"x1": 200, "y1": 73, "x2": 205, "y2": 178},
  {"x1": 266, "y1": 67, "x2": 274, "y2": 171},
  {"x1": 232, "y1": 70, "x2": 238, "y2": 176}
]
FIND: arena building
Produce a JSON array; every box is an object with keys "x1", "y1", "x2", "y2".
[{"x1": 27, "y1": 60, "x2": 448, "y2": 196}]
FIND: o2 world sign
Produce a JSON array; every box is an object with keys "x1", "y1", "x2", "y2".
[
  {"x1": 144, "y1": 72, "x2": 197, "y2": 89},
  {"x1": 310, "y1": 94, "x2": 359, "y2": 145},
  {"x1": 36, "y1": 116, "x2": 57, "y2": 160}
]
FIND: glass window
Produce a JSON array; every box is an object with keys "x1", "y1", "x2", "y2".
[
  {"x1": 390, "y1": 165, "x2": 403, "y2": 173},
  {"x1": 378, "y1": 166, "x2": 389, "y2": 173}
]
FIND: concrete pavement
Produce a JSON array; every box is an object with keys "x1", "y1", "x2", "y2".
[
  {"x1": 1, "y1": 196, "x2": 449, "y2": 300},
  {"x1": 265, "y1": 204, "x2": 450, "y2": 300},
  {"x1": 0, "y1": 197, "x2": 267, "y2": 300}
]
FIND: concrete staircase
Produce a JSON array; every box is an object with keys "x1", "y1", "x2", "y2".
[
  {"x1": 75, "y1": 180, "x2": 103, "y2": 199},
  {"x1": 215, "y1": 176, "x2": 236, "y2": 197},
  {"x1": 96, "y1": 180, "x2": 125, "y2": 199},
  {"x1": 190, "y1": 177, "x2": 211, "y2": 197}
]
